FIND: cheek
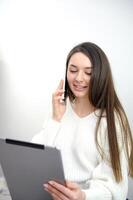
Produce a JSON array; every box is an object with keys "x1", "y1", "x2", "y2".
[
  {"x1": 67, "y1": 72, "x2": 75, "y2": 84},
  {"x1": 85, "y1": 76, "x2": 91, "y2": 84}
]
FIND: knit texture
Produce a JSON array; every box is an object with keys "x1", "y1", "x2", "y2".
[{"x1": 32, "y1": 99, "x2": 128, "y2": 200}]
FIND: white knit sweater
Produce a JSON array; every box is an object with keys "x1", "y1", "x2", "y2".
[{"x1": 32, "y1": 99, "x2": 128, "y2": 200}]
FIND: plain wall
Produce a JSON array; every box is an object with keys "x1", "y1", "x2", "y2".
[{"x1": 0, "y1": 0, "x2": 133, "y2": 198}]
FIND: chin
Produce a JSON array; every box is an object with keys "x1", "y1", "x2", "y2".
[
  {"x1": 72, "y1": 91, "x2": 88, "y2": 99},
  {"x1": 69, "y1": 86, "x2": 89, "y2": 99}
]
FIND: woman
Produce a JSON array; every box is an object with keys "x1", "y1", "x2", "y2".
[{"x1": 32, "y1": 42, "x2": 133, "y2": 200}]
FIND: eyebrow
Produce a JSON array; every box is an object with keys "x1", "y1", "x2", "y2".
[{"x1": 69, "y1": 64, "x2": 92, "y2": 69}]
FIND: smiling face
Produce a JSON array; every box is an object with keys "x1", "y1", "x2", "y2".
[{"x1": 67, "y1": 52, "x2": 92, "y2": 100}]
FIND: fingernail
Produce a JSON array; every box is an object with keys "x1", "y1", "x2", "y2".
[{"x1": 44, "y1": 184, "x2": 48, "y2": 188}]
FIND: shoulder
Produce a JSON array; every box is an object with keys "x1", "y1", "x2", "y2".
[{"x1": 31, "y1": 131, "x2": 44, "y2": 144}]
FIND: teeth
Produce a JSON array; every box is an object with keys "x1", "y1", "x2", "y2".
[
  {"x1": 76, "y1": 86, "x2": 84, "y2": 89},
  {"x1": 74, "y1": 85, "x2": 86, "y2": 89},
  {"x1": 74, "y1": 85, "x2": 87, "y2": 90}
]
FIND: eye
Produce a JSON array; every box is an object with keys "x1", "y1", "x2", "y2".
[
  {"x1": 69, "y1": 70, "x2": 77, "y2": 73},
  {"x1": 85, "y1": 72, "x2": 92, "y2": 76}
]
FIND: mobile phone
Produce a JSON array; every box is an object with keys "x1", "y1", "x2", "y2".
[{"x1": 62, "y1": 75, "x2": 68, "y2": 102}]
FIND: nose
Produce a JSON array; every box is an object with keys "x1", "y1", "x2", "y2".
[{"x1": 75, "y1": 71, "x2": 84, "y2": 82}]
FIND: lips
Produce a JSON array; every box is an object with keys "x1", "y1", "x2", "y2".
[{"x1": 73, "y1": 84, "x2": 88, "y2": 91}]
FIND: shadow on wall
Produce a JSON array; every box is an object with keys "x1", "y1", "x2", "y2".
[
  {"x1": 0, "y1": 59, "x2": 10, "y2": 139},
  {"x1": 0, "y1": 59, "x2": 10, "y2": 175}
]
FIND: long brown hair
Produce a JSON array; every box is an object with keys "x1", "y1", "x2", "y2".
[{"x1": 65, "y1": 42, "x2": 133, "y2": 182}]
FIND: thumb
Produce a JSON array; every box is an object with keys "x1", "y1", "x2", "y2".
[
  {"x1": 66, "y1": 180, "x2": 79, "y2": 190},
  {"x1": 57, "y1": 79, "x2": 64, "y2": 90}
]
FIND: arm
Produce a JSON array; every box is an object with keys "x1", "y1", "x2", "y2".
[
  {"x1": 32, "y1": 80, "x2": 66, "y2": 145},
  {"x1": 31, "y1": 116, "x2": 61, "y2": 145},
  {"x1": 43, "y1": 150, "x2": 128, "y2": 200},
  {"x1": 82, "y1": 150, "x2": 128, "y2": 200},
  {"x1": 43, "y1": 116, "x2": 128, "y2": 200}
]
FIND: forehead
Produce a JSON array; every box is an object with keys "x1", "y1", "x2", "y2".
[{"x1": 68, "y1": 52, "x2": 92, "y2": 68}]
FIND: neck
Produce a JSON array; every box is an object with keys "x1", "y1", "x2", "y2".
[{"x1": 71, "y1": 97, "x2": 94, "y2": 117}]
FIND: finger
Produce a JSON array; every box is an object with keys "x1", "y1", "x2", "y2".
[
  {"x1": 51, "y1": 193, "x2": 61, "y2": 200},
  {"x1": 52, "y1": 91, "x2": 66, "y2": 105},
  {"x1": 45, "y1": 187, "x2": 60, "y2": 200},
  {"x1": 53, "y1": 89, "x2": 64, "y2": 97},
  {"x1": 57, "y1": 80, "x2": 64, "y2": 90},
  {"x1": 66, "y1": 180, "x2": 80, "y2": 190},
  {"x1": 48, "y1": 181, "x2": 74, "y2": 199},
  {"x1": 52, "y1": 96, "x2": 66, "y2": 104},
  {"x1": 44, "y1": 184, "x2": 68, "y2": 200}
]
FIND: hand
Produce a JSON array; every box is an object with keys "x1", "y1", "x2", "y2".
[
  {"x1": 43, "y1": 180, "x2": 85, "y2": 200},
  {"x1": 52, "y1": 80, "x2": 66, "y2": 122}
]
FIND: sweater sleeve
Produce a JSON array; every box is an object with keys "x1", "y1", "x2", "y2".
[
  {"x1": 82, "y1": 150, "x2": 128, "y2": 200},
  {"x1": 82, "y1": 116, "x2": 128, "y2": 200},
  {"x1": 31, "y1": 104, "x2": 61, "y2": 146}
]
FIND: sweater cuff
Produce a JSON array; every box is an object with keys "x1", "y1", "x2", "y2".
[{"x1": 82, "y1": 187, "x2": 112, "y2": 200}]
